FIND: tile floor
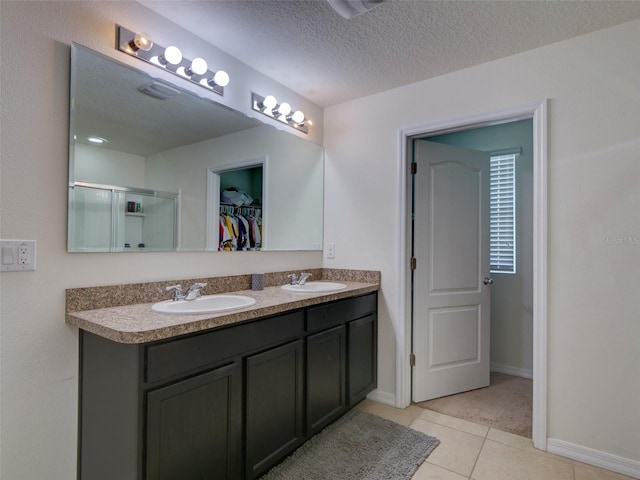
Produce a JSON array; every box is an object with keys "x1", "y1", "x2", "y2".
[{"x1": 356, "y1": 400, "x2": 636, "y2": 480}]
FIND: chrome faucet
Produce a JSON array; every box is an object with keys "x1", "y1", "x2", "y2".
[
  {"x1": 287, "y1": 273, "x2": 312, "y2": 285},
  {"x1": 184, "y1": 282, "x2": 207, "y2": 300},
  {"x1": 298, "y1": 273, "x2": 312, "y2": 285},
  {"x1": 165, "y1": 282, "x2": 207, "y2": 301},
  {"x1": 165, "y1": 284, "x2": 184, "y2": 301}
]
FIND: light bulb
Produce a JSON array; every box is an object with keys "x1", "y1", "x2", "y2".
[
  {"x1": 160, "y1": 46, "x2": 182, "y2": 66},
  {"x1": 277, "y1": 102, "x2": 292, "y2": 116},
  {"x1": 262, "y1": 95, "x2": 277, "y2": 110},
  {"x1": 291, "y1": 110, "x2": 305, "y2": 124},
  {"x1": 212, "y1": 70, "x2": 230, "y2": 87},
  {"x1": 130, "y1": 32, "x2": 153, "y2": 52},
  {"x1": 187, "y1": 57, "x2": 208, "y2": 76}
]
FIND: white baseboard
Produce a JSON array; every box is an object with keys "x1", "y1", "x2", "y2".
[
  {"x1": 366, "y1": 389, "x2": 395, "y2": 407},
  {"x1": 490, "y1": 361, "x2": 533, "y2": 379},
  {"x1": 547, "y1": 438, "x2": 640, "y2": 479}
]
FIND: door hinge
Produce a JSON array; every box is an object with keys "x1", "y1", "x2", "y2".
[
  {"x1": 410, "y1": 353, "x2": 416, "y2": 367},
  {"x1": 410, "y1": 257, "x2": 417, "y2": 270},
  {"x1": 410, "y1": 162, "x2": 417, "y2": 175}
]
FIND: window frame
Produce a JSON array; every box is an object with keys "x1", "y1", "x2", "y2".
[{"x1": 489, "y1": 150, "x2": 519, "y2": 274}]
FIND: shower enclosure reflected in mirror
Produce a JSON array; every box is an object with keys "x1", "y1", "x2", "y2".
[{"x1": 68, "y1": 44, "x2": 324, "y2": 252}]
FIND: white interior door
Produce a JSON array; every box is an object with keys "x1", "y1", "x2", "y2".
[{"x1": 412, "y1": 140, "x2": 491, "y2": 402}]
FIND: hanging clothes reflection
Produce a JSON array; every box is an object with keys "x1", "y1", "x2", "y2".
[{"x1": 219, "y1": 203, "x2": 262, "y2": 251}]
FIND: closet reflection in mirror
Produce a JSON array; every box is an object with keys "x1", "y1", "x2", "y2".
[
  {"x1": 216, "y1": 165, "x2": 263, "y2": 251},
  {"x1": 68, "y1": 44, "x2": 324, "y2": 252}
]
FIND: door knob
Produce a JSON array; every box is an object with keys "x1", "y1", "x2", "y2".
[{"x1": 483, "y1": 277, "x2": 494, "y2": 285}]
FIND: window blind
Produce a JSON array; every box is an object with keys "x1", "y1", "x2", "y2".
[{"x1": 490, "y1": 153, "x2": 516, "y2": 273}]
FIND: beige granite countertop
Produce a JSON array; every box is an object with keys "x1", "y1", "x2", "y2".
[{"x1": 66, "y1": 281, "x2": 378, "y2": 344}]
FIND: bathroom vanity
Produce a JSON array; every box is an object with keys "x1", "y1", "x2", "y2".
[{"x1": 68, "y1": 275, "x2": 378, "y2": 480}]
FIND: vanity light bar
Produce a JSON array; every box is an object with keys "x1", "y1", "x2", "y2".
[
  {"x1": 251, "y1": 93, "x2": 309, "y2": 134},
  {"x1": 116, "y1": 25, "x2": 230, "y2": 96}
]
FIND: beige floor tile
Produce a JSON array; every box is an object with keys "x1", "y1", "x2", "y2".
[
  {"x1": 486, "y1": 429, "x2": 574, "y2": 466},
  {"x1": 356, "y1": 399, "x2": 422, "y2": 426},
  {"x1": 410, "y1": 417, "x2": 485, "y2": 477},
  {"x1": 487, "y1": 428, "x2": 535, "y2": 451},
  {"x1": 574, "y1": 462, "x2": 638, "y2": 480},
  {"x1": 412, "y1": 461, "x2": 470, "y2": 480},
  {"x1": 419, "y1": 409, "x2": 489, "y2": 437},
  {"x1": 472, "y1": 439, "x2": 575, "y2": 480}
]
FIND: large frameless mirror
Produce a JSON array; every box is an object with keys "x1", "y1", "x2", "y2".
[{"x1": 68, "y1": 44, "x2": 324, "y2": 252}]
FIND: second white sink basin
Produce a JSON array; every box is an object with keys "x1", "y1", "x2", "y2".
[
  {"x1": 152, "y1": 294, "x2": 256, "y2": 315},
  {"x1": 281, "y1": 282, "x2": 347, "y2": 294}
]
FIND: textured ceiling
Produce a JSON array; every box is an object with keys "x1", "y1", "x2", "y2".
[{"x1": 141, "y1": 0, "x2": 640, "y2": 107}]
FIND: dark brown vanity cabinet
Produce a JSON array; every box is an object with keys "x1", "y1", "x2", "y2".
[
  {"x1": 146, "y1": 362, "x2": 242, "y2": 480},
  {"x1": 245, "y1": 340, "x2": 304, "y2": 479},
  {"x1": 306, "y1": 325, "x2": 347, "y2": 434},
  {"x1": 79, "y1": 292, "x2": 377, "y2": 480},
  {"x1": 305, "y1": 292, "x2": 378, "y2": 436},
  {"x1": 347, "y1": 313, "x2": 378, "y2": 405}
]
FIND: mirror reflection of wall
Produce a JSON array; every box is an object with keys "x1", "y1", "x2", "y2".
[
  {"x1": 68, "y1": 44, "x2": 324, "y2": 253},
  {"x1": 146, "y1": 124, "x2": 324, "y2": 252},
  {"x1": 74, "y1": 143, "x2": 145, "y2": 186}
]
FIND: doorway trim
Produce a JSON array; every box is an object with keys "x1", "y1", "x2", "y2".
[{"x1": 396, "y1": 100, "x2": 548, "y2": 450}]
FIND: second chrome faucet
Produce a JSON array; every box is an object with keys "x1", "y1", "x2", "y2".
[{"x1": 287, "y1": 273, "x2": 312, "y2": 286}]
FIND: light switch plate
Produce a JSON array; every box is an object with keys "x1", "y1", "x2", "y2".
[
  {"x1": 0, "y1": 240, "x2": 36, "y2": 271},
  {"x1": 326, "y1": 242, "x2": 335, "y2": 259}
]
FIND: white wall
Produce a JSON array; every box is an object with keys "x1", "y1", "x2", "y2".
[
  {"x1": 324, "y1": 19, "x2": 640, "y2": 466},
  {"x1": 0, "y1": 2, "x2": 322, "y2": 478},
  {"x1": 73, "y1": 143, "x2": 146, "y2": 187},
  {"x1": 428, "y1": 120, "x2": 534, "y2": 376}
]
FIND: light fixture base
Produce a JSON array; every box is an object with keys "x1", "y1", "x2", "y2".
[
  {"x1": 117, "y1": 25, "x2": 226, "y2": 96},
  {"x1": 251, "y1": 93, "x2": 308, "y2": 134}
]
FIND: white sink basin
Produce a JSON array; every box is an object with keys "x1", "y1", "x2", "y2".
[
  {"x1": 152, "y1": 294, "x2": 256, "y2": 315},
  {"x1": 281, "y1": 282, "x2": 347, "y2": 294}
]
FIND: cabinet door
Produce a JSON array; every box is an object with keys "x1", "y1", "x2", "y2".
[
  {"x1": 245, "y1": 340, "x2": 304, "y2": 479},
  {"x1": 146, "y1": 362, "x2": 241, "y2": 480},
  {"x1": 347, "y1": 314, "x2": 378, "y2": 406},
  {"x1": 306, "y1": 325, "x2": 346, "y2": 435}
]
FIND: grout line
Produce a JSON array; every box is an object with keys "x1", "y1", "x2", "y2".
[
  {"x1": 469, "y1": 435, "x2": 488, "y2": 480},
  {"x1": 418, "y1": 409, "x2": 490, "y2": 439},
  {"x1": 424, "y1": 460, "x2": 474, "y2": 479}
]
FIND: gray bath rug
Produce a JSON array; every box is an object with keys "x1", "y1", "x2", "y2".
[{"x1": 260, "y1": 409, "x2": 440, "y2": 480}]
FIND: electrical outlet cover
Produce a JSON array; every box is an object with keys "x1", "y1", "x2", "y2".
[{"x1": 0, "y1": 240, "x2": 36, "y2": 271}]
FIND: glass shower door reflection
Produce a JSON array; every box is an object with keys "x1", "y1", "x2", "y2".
[
  {"x1": 68, "y1": 183, "x2": 179, "y2": 252},
  {"x1": 68, "y1": 185, "x2": 115, "y2": 252}
]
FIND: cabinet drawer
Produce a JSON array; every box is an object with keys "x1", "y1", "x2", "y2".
[
  {"x1": 146, "y1": 310, "x2": 304, "y2": 384},
  {"x1": 306, "y1": 293, "x2": 377, "y2": 333}
]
